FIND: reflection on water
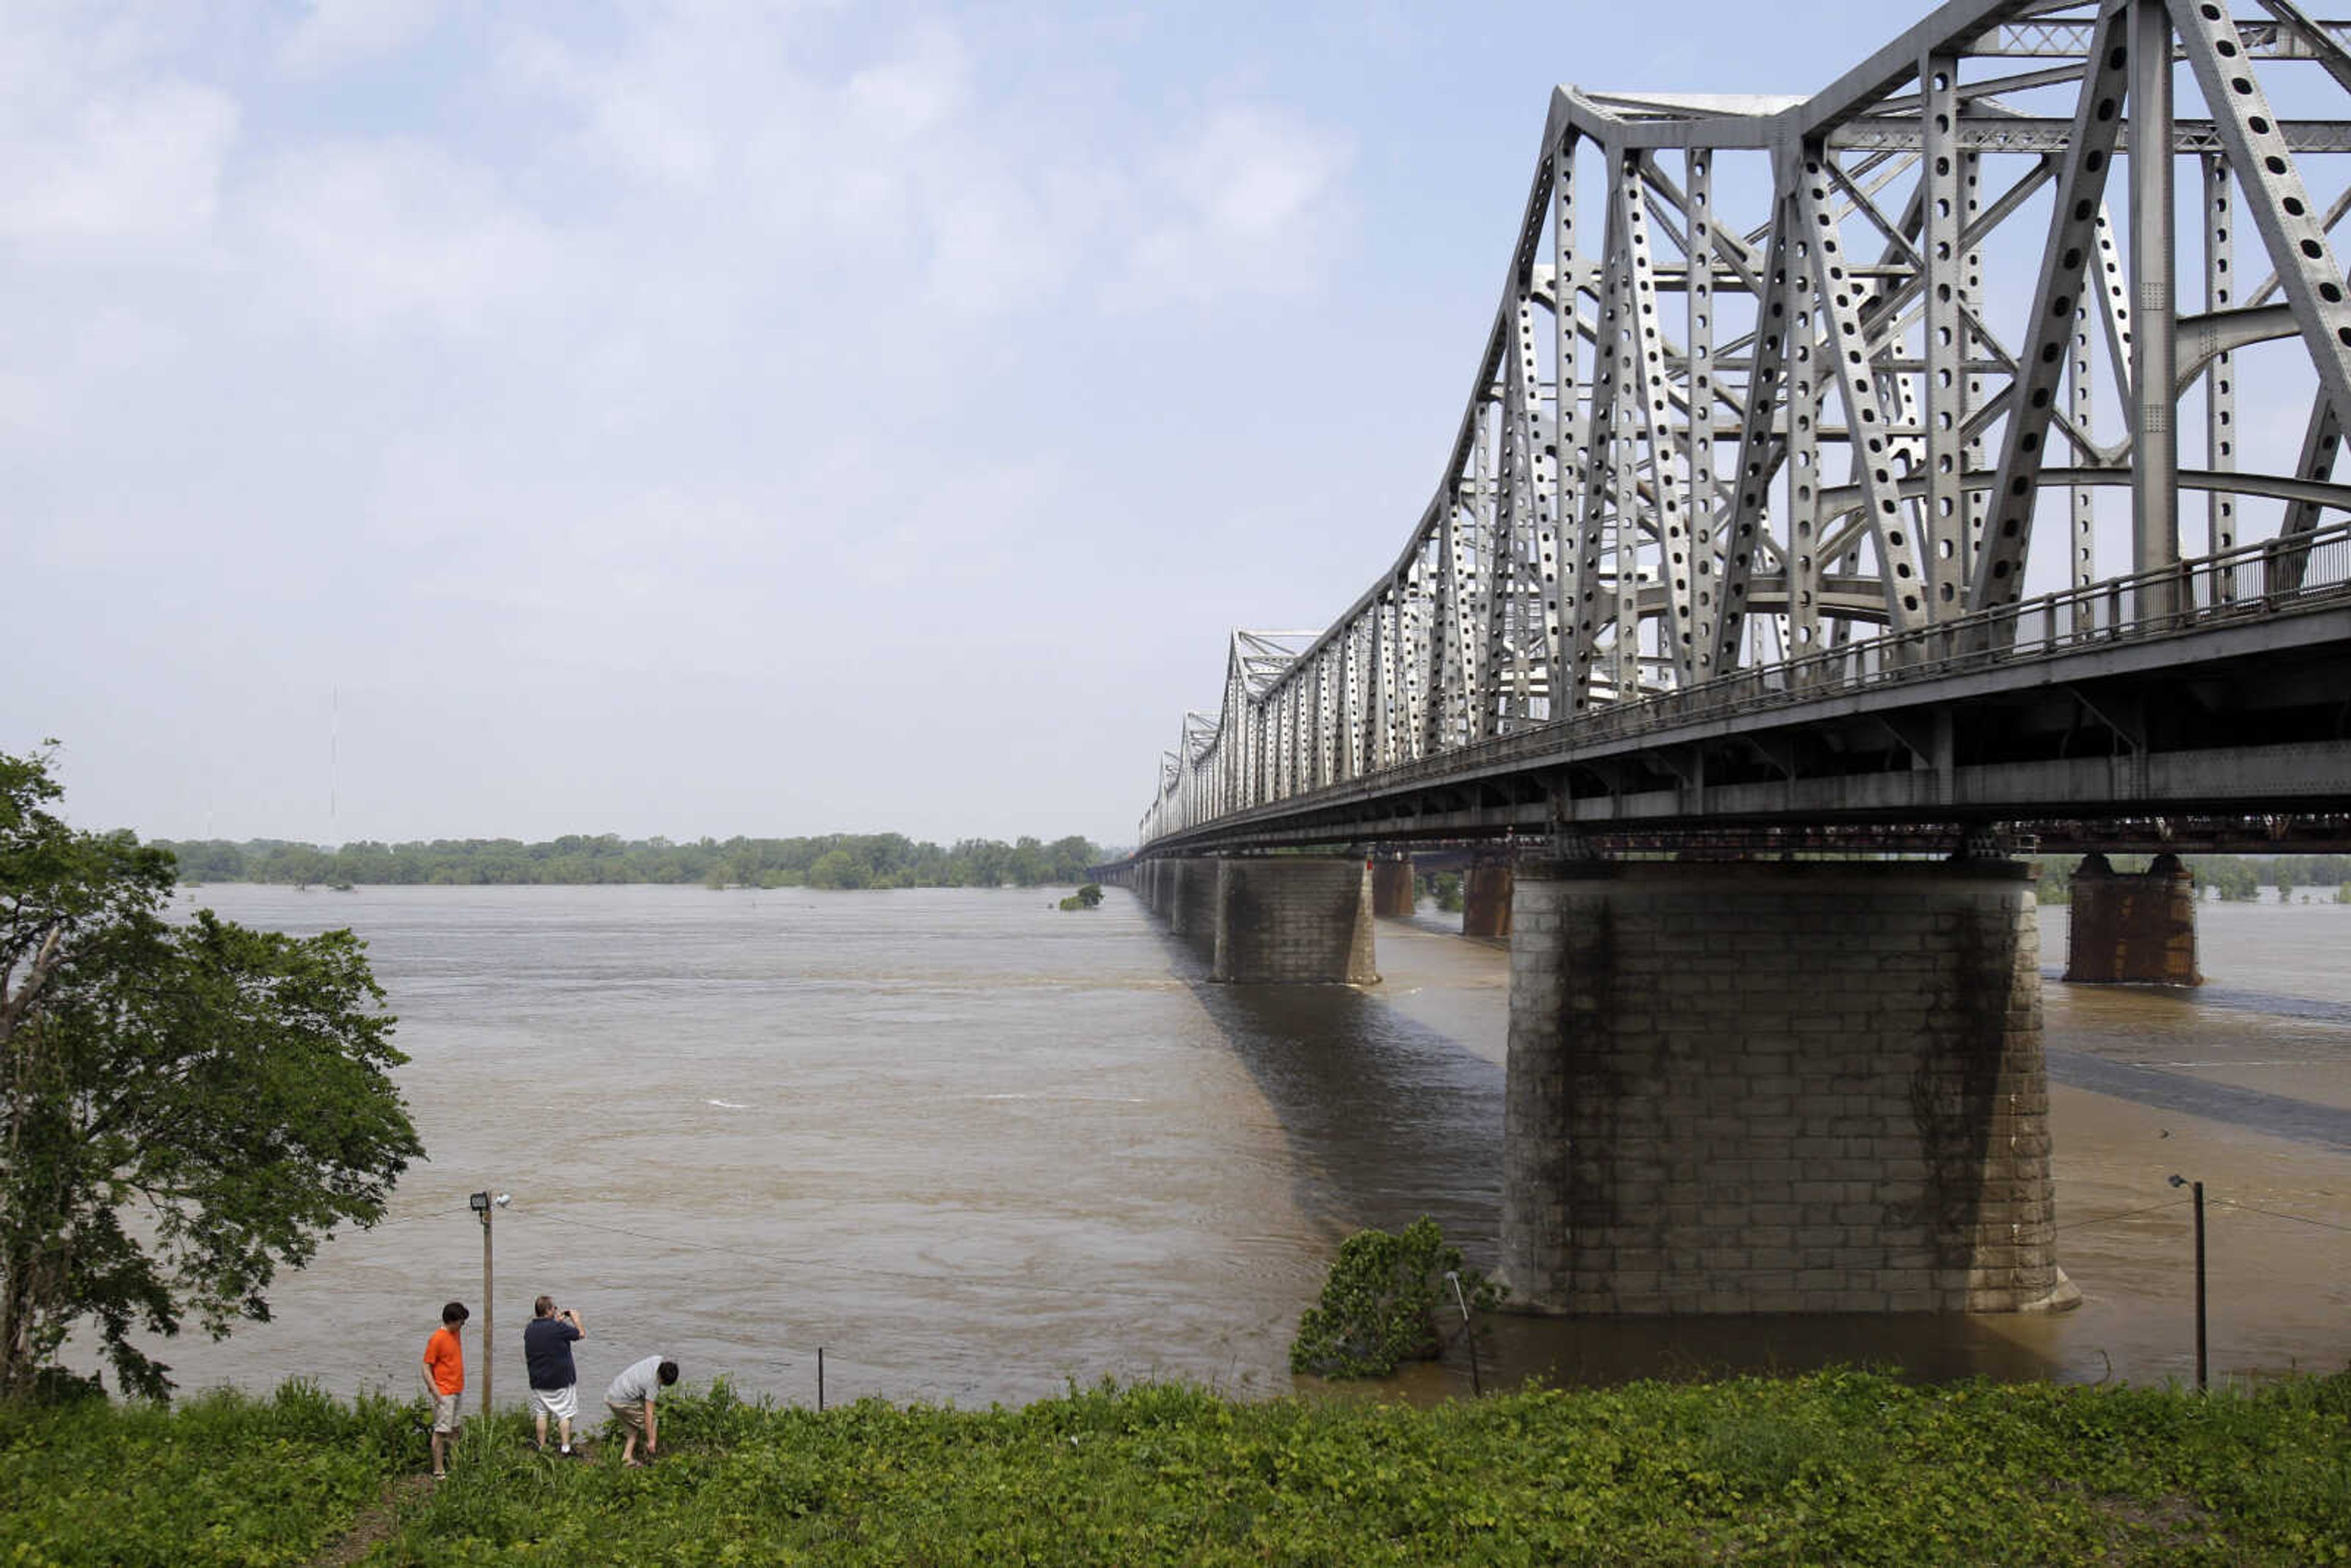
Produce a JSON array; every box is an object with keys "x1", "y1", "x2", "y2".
[{"x1": 112, "y1": 883, "x2": 2351, "y2": 1409}]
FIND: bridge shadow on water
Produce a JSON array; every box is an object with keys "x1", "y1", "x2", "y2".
[{"x1": 1150, "y1": 927, "x2": 1506, "y2": 1262}]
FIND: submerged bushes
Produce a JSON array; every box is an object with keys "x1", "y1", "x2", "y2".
[{"x1": 1290, "y1": 1217, "x2": 1504, "y2": 1378}]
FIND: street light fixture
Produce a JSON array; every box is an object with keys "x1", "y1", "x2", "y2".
[{"x1": 2168, "y1": 1174, "x2": 2207, "y2": 1391}]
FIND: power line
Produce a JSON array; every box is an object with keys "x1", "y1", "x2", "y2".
[
  {"x1": 2054, "y1": 1193, "x2": 2351, "y2": 1236},
  {"x1": 338, "y1": 1204, "x2": 474, "y2": 1234},
  {"x1": 2213, "y1": 1198, "x2": 2351, "y2": 1235},
  {"x1": 2054, "y1": 1197, "x2": 2191, "y2": 1233}
]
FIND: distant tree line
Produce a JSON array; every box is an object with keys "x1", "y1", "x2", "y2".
[
  {"x1": 2033, "y1": 852, "x2": 2351, "y2": 904},
  {"x1": 152, "y1": 833, "x2": 1112, "y2": 891}
]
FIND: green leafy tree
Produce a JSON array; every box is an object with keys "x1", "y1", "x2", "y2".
[
  {"x1": 1007, "y1": 836, "x2": 1051, "y2": 887},
  {"x1": 1290, "y1": 1217, "x2": 1502, "y2": 1378},
  {"x1": 806, "y1": 849, "x2": 869, "y2": 890},
  {"x1": 146, "y1": 831, "x2": 1112, "y2": 890},
  {"x1": 2200, "y1": 858, "x2": 2261, "y2": 902},
  {"x1": 0, "y1": 749, "x2": 422, "y2": 1400},
  {"x1": 1422, "y1": 872, "x2": 1465, "y2": 914},
  {"x1": 1045, "y1": 836, "x2": 1098, "y2": 882}
]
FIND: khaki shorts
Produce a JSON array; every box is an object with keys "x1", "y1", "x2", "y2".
[
  {"x1": 431, "y1": 1391, "x2": 463, "y2": 1434},
  {"x1": 606, "y1": 1399, "x2": 648, "y2": 1433}
]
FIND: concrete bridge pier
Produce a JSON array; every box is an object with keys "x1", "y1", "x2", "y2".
[
  {"x1": 1371, "y1": 858, "x2": 1417, "y2": 918},
  {"x1": 1499, "y1": 857, "x2": 2069, "y2": 1316},
  {"x1": 1136, "y1": 859, "x2": 1168, "y2": 915},
  {"x1": 1211, "y1": 857, "x2": 1379, "y2": 984},
  {"x1": 2064, "y1": 853, "x2": 2202, "y2": 985},
  {"x1": 1464, "y1": 864, "x2": 1514, "y2": 937},
  {"x1": 1168, "y1": 857, "x2": 1218, "y2": 943}
]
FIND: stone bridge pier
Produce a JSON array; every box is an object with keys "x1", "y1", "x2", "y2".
[
  {"x1": 1499, "y1": 858, "x2": 2069, "y2": 1316},
  {"x1": 1134, "y1": 856, "x2": 1379, "y2": 984},
  {"x1": 1167, "y1": 857, "x2": 1220, "y2": 943}
]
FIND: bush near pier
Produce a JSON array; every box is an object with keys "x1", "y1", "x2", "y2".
[{"x1": 6, "y1": 1371, "x2": 2349, "y2": 1566}]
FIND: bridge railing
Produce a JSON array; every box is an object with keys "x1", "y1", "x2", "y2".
[
  {"x1": 1753, "y1": 519, "x2": 2351, "y2": 704},
  {"x1": 1143, "y1": 519, "x2": 2351, "y2": 846}
]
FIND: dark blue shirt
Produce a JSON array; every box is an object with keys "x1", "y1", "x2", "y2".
[{"x1": 523, "y1": 1316, "x2": 582, "y2": 1389}]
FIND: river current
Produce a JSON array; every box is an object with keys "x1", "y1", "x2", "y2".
[{"x1": 125, "y1": 882, "x2": 2349, "y2": 1408}]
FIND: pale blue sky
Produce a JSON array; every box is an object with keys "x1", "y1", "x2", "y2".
[{"x1": 9, "y1": 0, "x2": 1910, "y2": 847}]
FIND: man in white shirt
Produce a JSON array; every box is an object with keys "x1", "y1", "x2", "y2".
[{"x1": 603, "y1": 1354, "x2": 678, "y2": 1467}]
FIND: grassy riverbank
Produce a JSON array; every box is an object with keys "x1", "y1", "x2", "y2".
[{"x1": 4, "y1": 1370, "x2": 2347, "y2": 1565}]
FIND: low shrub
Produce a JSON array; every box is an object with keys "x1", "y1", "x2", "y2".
[{"x1": 1288, "y1": 1216, "x2": 1503, "y2": 1378}]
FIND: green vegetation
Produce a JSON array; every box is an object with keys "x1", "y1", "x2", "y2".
[
  {"x1": 4, "y1": 1371, "x2": 2349, "y2": 1564},
  {"x1": 152, "y1": 832, "x2": 1110, "y2": 891},
  {"x1": 1291, "y1": 1218, "x2": 1502, "y2": 1379},
  {"x1": 1058, "y1": 882, "x2": 1105, "y2": 912},
  {"x1": 1421, "y1": 871, "x2": 1465, "y2": 913},
  {"x1": 2033, "y1": 853, "x2": 2351, "y2": 905},
  {"x1": 0, "y1": 750, "x2": 419, "y2": 1400},
  {"x1": 0, "y1": 1381, "x2": 416, "y2": 1566}
]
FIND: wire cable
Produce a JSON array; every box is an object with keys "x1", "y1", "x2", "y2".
[
  {"x1": 2052, "y1": 1197, "x2": 2191, "y2": 1232},
  {"x1": 2211, "y1": 1198, "x2": 2351, "y2": 1234},
  {"x1": 337, "y1": 1204, "x2": 476, "y2": 1234}
]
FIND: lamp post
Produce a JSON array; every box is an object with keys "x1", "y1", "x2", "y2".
[
  {"x1": 1443, "y1": 1270, "x2": 1483, "y2": 1398},
  {"x1": 2168, "y1": 1174, "x2": 2207, "y2": 1390},
  {"x1": 469, "y1": 1191, "x2": 510, "y2": 1412}
]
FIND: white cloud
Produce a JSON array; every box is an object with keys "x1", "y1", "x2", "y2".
[
  {"x1": 241, "y1": 139, "x2": 563, "y2": 340},
  {"x1": 2, "y1": 1, "x2": 1370, "y2": 844},
  {"x1": 279, "y1": 0, "x2": 444, "y2": 77},
  {"x1": 842, "y1": 21, "x2": 966, "y2": 140},
  {"x1": 0, "y1": 78, "x2": 238, "y2": 246},
  {"x1": 1122, "y1": 105, "x2": 1353, "y2": 304}
]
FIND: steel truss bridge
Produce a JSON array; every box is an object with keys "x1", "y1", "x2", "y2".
[{"x1": 1133, "y1": 0, "x2": 2351, "y2": 862}]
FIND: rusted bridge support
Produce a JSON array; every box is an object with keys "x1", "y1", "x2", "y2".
[
  {"x1": 2064, "y1": 853, "x2": 2202, "y2": 985},
  {"x1": 1371, "y1": 858, "x2": 1417, "y2": 918},
  {"x1": 1463, "y1": 864, "x2": 1514, "y2": 937},
  {"x1": 1212, "y1": 858, "x2": 1380, "y2": 985},
  {"x1": 1499, "y1": 859, "x2": 2071, "y2": 1316}
]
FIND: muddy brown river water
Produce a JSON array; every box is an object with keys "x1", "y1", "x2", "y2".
[{"x1": 122, "y1": 882, "x2": 2348, "y2": 1408}]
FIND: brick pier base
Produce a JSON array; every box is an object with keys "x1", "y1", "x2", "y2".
[
  {"x1": 1168, "y1": 858, "x2": 1218, "y2": 943},
  {"x1": 1499, "y1": 858, "x2": 2069, "y2": 1315},
  {"x1": 1212, "y1": 858, "x2": 1380, "y2": 985}
]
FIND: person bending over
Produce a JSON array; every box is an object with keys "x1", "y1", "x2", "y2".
[{"x1": 604, "y1": 1354, "x2": 678, "y2": 1468}]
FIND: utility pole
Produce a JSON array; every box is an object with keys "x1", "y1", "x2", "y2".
[
  {"x1": 470, "y1": 1191, "x2": 508, "y2": 1412},
  {"x1": 2169, "y1": 1174, "x2": 2208, "y2": 1390}
]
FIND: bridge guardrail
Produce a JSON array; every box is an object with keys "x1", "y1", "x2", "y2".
[{"x1": 1147, "y1": 520, "x2": 2351, "y2": 846}]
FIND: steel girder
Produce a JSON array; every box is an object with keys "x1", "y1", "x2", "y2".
[{"x1": 1138, "y1": 0, "x2": 2351, "y2": 850}]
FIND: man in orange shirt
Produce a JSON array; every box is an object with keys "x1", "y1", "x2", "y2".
[{"x1": 421, "y1": 1301, "x2": 469, "y2": 1479}]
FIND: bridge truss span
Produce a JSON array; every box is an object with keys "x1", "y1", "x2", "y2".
[{"x1": 1140, "y1": 0, "x2": 2351, "y2": 853}]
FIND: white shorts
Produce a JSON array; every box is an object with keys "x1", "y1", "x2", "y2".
[{"x1": 528, "y1": 1382, "x2": 580, "y2": 1422}]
